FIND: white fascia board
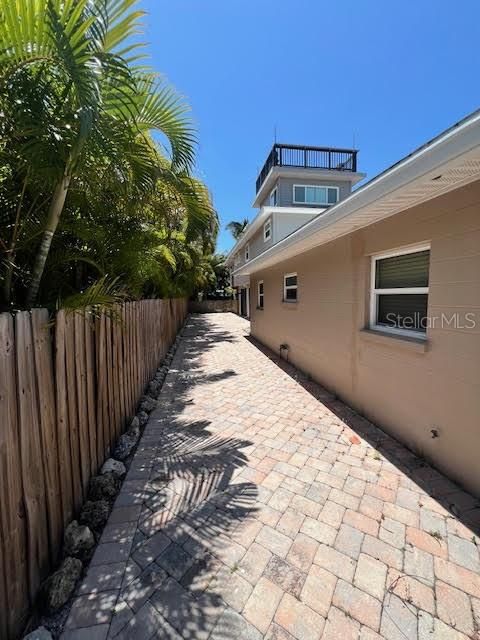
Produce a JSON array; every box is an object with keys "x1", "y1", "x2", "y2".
[
  {"x1": 272, "y1": 206, "x2": 328, "y2": 215},
  {"x1": 225, "y1": 209, "x2": 271, "y2": 263},
  {"x1": 225, "y1": 206, "x2": 326, "y2": 264},
  {"x1": 234, "y1": 110, "x2": 480, "y2": 277}
]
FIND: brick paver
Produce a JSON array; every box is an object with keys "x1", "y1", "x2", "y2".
[{"x1": 63, "y1": 313, "x2": 480, "y2": 640}]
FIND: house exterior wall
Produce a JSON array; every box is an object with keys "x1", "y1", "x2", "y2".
[
  {"x1": 272, "y1": 210, "x2": 319, "y2": 243},
  {"x1": 260, "y1": 177, "x2": 352, "y2": 207},
  {"x1": 250, "y1": 180, "x2": 480, "y2": 496},
  {"x1": 233, "y1": 209, "x2": 320, "y2": 275},
  {"x1": 233, "y1": 252, "x2": 245, "y2": 270},
  {"x1": 248, "y1": 220, "x2": 274, "y2": 259},
  {"x1": 246, "y1": 212, "x2": 321, "y2": 261}
]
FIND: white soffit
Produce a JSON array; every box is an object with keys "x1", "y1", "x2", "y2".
[{"x1": 235, "y1": 112, "x2": 480, "y2": 276}]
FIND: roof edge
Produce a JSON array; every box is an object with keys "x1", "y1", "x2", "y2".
[{"x1": 234, "y1": 108, "x2": 480, "y2": 276}]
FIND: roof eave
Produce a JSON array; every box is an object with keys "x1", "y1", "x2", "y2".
[
  {"x1": 235, "y1": 109, "x2": 480, "y2": 277},
  {"x1": 225, "y1": 205, "x2": 327, "y2": 264}
]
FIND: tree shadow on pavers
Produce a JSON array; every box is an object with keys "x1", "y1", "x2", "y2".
[
  {"x1": 180, "y1": 341, "x2": 238, "y2": 374},
  {"x1": 113, "y1": 489, "x2": 257, "y2": 639},
  {"x1": 183, "y1": 314, "x2": 241, "y2": 346},
  {"x1": 109, "y1": 417, "x2": 259, "y2": 639},
  {"x1": 154, "y1": 368, "x2": 239, "y2": 424},
  {"x1": 179, "y1": 315, "x2": 245, "y2": 371},
  {"x1": 144, "y1": 418, "x2": 255, "y2": 525},
  {"x1": 246, "y1": 334, "x2": 480, "y2": 537},
  {"x1": 167, "y1": 369, "x2": 238, "y2": 396}
]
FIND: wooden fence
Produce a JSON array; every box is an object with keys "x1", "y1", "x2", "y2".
[{"x1": 0, "y1": 298, "x2": 187, "y2": 639}]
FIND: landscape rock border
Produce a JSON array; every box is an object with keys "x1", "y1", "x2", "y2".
[{"x1": 26, "y1": 323, "x2": 186, "y2": 639}]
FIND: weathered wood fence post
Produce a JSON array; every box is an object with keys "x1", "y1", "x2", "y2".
[{"x1": 0, "y1": 298, "x2": 187, "y2": 639}]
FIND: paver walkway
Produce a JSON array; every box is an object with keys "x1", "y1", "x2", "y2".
[{"x1": 63, "y1": 313, "x2": 480, "y2": 640}]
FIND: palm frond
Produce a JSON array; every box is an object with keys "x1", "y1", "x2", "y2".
[
  {"x1": 0, "y1": 0, "x2": 215, "y2": 309},
  {"x1": 153, "y1": 243, "x2": 177, "y2": 269},
  {"x1": 0, "y1": 0, "x2": 54, "y2": 73},
  {"x1": 135, "y1": 74, "x2": 196, "y2": 172},
  {"x1": 58, "y1": 274, "x2": 126, "y2": 314},
  {"x1": 226, "y1": 218, "x2": 249, "y2": 239},
  {"x1": 103, "y1": 0, "x2": 145, "y2": 54}
]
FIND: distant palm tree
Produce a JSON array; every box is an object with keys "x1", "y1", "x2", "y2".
[{"x1": 226, "y1": 218, "x2": 249, "y2": 240}]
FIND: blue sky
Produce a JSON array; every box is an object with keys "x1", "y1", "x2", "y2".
[{"x1": 142, "y1": 0, "x2": 480, "y2": 253}]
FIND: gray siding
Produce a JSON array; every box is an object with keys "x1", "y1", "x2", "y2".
[
  {"x1": 261, "y1": 177, "x2": 351, "y2": 207},
  {"x1": 233, "y1": 252, "x2": 245, "y2": 270},
  {"x1": 272, "y1": 211, "x2": 318, "y2": 243},
  {"x1": 248, "y1": 222, "x2": 274, "y2": 260},
  {"x1": 234, "y1": 210, "x2": 318, "y2": 268}
]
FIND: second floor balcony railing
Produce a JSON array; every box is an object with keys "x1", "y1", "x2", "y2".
[{"x1": 256, "y1": 144, "x2": 358, "y2": 193}]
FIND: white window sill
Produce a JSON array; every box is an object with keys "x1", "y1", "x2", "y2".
[{"x1": 360, "y1": 328, "x2": 428, "y2": 353}]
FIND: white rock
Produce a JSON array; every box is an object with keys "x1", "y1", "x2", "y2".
[
  {"x1": 139, "y1": 396, "x2": 156, "y2": 413},
  {"x1": 129, "y1": 416, "x2": 140, "y2": 436},
  {"x1": 101, "y1": 458, "x2": 126, "y2": 478},
  {"x1": 114, "y1": 433, "x2": 137, "y2": 461},
  {"x1": 63, "y1": 520, "x2": 95, "y2": 558},
  {"x1": 137, "y1": 411, "x2": 149, "y2": 426}
]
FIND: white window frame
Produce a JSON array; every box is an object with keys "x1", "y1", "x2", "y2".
[
  {"x1": 263, "y1": 218, "x2": 272, "y2": 242},
  {"x1": 244, "y1": 243, "x2": 250, "y2": 261},
  {"x1": 269, "y1": 187, "x2": 278, "y2": 206},
  {"x1": 283, "y1": 272, "x2": 298, "y2": 303},
  {"x1": 257, "y1": 280, "x2": 264, "y2": 308},
  {"x1": 369, "y1": 243, "x2": 430, "y2": 339},
  {"x1": 293, "y1": 184, "x2": 339, "y2": 206}
]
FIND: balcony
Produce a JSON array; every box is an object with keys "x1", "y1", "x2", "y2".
[{"x1": 256, "y1": 144, "x2": 358, "y2": 193}]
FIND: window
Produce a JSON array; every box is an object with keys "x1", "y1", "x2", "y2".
[
  {"x1": 258, "y1": 280, "x2": 264, "y2": 308},
  {"x1": 263, "y1": 218, "x2": 272, "y2": 242},
  {"x1": 283, "y1": 273, "x2": 298, "y2": 302},
  {"x1": 370, "y1": 244, "x2": 430, "y2": 337},
  {"x1": 245, "y1": 243, "x2": 250, "y2": 261},
  {"x1": 269, "y1": 187, "x2": 278, "y2": 206},
  {"x1": 293, "y1": 185, "x2": 339, "y2": 206}
]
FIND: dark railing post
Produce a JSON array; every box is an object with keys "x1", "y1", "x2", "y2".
[{"x1": 256, "y1": 145, "x2": 358, "y2": 193}]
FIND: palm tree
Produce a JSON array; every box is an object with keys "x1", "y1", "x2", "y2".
[
  {"x1": 226, "y1": 218, "x2": 249, "y2": 240},
  {"x1": 207, "y1": 253, "x2": 230, "y2": 292},
  {"x1": 21, "y1": 155, "x2": 219, "y2": 306},
  {"x1": 0, "y1": 0, "x2": 196, "y2": 306}
]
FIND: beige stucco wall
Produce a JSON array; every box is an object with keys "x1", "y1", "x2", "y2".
[{"x1": 250, "y1": 180, "x2": 480, "y2": 497}]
